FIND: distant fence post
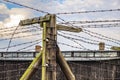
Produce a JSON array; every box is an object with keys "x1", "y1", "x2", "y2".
[
  {"x1": 33, "y1": 52, "x2": 36, "y2": 58},
  {"x1": 71, "y1": 51, "x2": 74, "y2": 57},
  {"x1": 1, "y1": 53, "x2": 3, "y2": 57},
  {"x1": 117, "y1": 51, "x2": 120, "y2": 57}
]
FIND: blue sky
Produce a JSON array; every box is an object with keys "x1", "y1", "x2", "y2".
[{"x1": 0, "y1": 0, "x2": 120, "y2": 51}]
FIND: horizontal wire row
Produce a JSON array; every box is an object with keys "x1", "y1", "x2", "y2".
[
  {"x1": 59, "y1": 19, "x2": 120, "y2": 24},
  {"x1": 56, "y1": 8, "x2": 120, "y2": 15}
]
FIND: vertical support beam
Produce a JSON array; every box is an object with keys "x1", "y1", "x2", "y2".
[
  {"x1": 45, "y1": 14, "x2": 57, "y2": 80},
  {"x1": 41, "y1": 22, "x2": 47, "y2": 80},
  {"x1": 47, "y1": 14, "x2": 57, "y2": 80}
]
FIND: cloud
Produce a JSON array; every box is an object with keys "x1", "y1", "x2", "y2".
[
  {"x1": 0, "y1": 3, "x2": 38, "y2": 41},
  {"x1": 0, "y1": 3, "x2": 9, "y2": 14},
  {"x1": 0, "y1": 3, "x2": 34, "y2": 28}
]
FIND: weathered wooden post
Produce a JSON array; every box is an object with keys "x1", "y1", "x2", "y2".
[{"x1": 42, "y1": 14, "x2": 57, "y2": 80}]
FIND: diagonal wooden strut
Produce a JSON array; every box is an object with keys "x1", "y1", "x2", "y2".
[
  {"x1": 20, "y1": 51, "x2": 42, "y2": 80},
  {"x1": 56, "y1": 45, "x2": 75, "y2": 80}
]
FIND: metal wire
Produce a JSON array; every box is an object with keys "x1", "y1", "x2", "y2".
[
  {"x1": 0, "y1": 39, "x2": 41, "y2": 50},
  {"x1": 3, "y1": 0, "x2": 49, "y2": 14},
  {"x1": 58, "y1": 33, "x2": 114, "y2": 47},
  {"x1": 17, "y1": 41, "x2": 41, "y2": 51},
  {"x1": 59, "y1": 32, "x2": 89, "y2": 50},
  {"x1": 58, "y1": 41, "x2": 83, "y2": 49},
  {"x1": 56, "y1": 8, "x2": 120, "y2": 15},
  {"x1": 0, "y1": 28, "x2": 41, "y2": 37},
  {"x1": 0, "y1": 25, "x2": 39, "y2": 33},
  {"x1": 0, "y1": 33, "x2": 42, "y2": 42},
  {"x1": 79, "y1": 23, "x2": 120, "y2": 28},
  {"x1": 6, "y1": 25, "x2": 20, "y2": 51},
  {"x1": 84, "y1": 29, "x2": 120, "y2": 42},
  {"x1": 59, "y1": 31, "x2": 100, "y2": 43},
  {"x1": 59, "y1": 19, "x2": 120, "y2": 24}
]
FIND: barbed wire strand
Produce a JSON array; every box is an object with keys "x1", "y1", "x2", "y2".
[
  {"x1": 6, "y1": 26, "x2": 20, "y2": 51},
  {"x1": 58, "y1": 32, "x2": 89, "y2": 50},
  {"x1": 0, "y1": 28, "x2": 41, "y2": 37},
  {"x1": 3, "y1": 0, "x2": 49, "y2": 14},
  {"x1": 83, "y1": 29, "x2": 120, "y2": 42},
  {"x1": 56, "y1": 8, "x2": 120, "y2": 15},
  {"x1": 58, "y1": 42, "x2": 83, "y2": 50},
  {"x1": 0, "y1": 39, "x2": 41, "y2": 50},
  {"x1": 59, "y1": 19, "x2": 120, "y2": 24},
  {"x1": 0, "y1": 25, "x2": 40, "y2": 33},
  {"x1": 59, "y1": 31, "x2": 120, "y2": 46},
  {"x1": 17, "y1": 41, "x2": 42, "y2": 51},
  {"x1": 78, "y1": 23, "x2": 120, "y2": 28},
  {"x1": 0, "y1": 33, "x2": 42, "y2": 42},
  {"x1": 58, "y1": 33, "x2": 114, "y2": 47}
]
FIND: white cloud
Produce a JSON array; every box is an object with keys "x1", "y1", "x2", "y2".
[
  {"x1": 0, "y1": 3, "x2": 34, "y2": 28},
  {"x1": 0, "y1": 3, "x2": 9, "y2": 14},
  {"x1": 0, "y1": 3, "x2": 37, "y2": 41}
]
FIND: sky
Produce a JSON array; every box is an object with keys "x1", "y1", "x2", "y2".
[{"x1": 0, "y1": 0, "x2": 120, "y2": 51}]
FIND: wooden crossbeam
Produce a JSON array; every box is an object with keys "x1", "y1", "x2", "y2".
[{"x1": 19, "y1": 16, "x2": 82, "y2": 33}]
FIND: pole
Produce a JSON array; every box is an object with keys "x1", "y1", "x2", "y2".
[
  {"x1": 46, "y1": 14, "x2": 57, "y2": 80},
  {"x1": 41, "y1": 22, "x2": 47, "y2": 80}
]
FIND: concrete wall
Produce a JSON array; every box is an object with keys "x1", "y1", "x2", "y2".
[{"x1": 0, "y1": 59, "x2": 120, "y2": 80}]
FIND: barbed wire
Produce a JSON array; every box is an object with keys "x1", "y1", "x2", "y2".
[
  {"x1": 59, "y1": 31, "x2": 120, "y2": 46},
  {"x1": 59, "y1": 19, "x2": 120, "y2": 24},
  {"x1": 79, "y1": 23, "x2": 120, "y2": 28},
  {"x1": 58, "y1": 42, "x2": 83, "y2": 50},
  {"x1": 58, "y1": 33, "x2": 114, "y2": 47},
  {"x1": 58, "y1": 32, "x2": 89, "y2": 50},
  {"x1": 3, "y1": 0, "x2": 120, "y2": 40},
  {"x1": 83, "y1": 31, "x2": 120, "y2": 45},
  {"x1": 17, "y1": 41, "x2": 42, "y2": 51},
  {"x1": 83, "y1": 29, "x2": 120, "y2": 42},
  {"x1": 57, "y1": 22, "x2": 120, "y2": 47},
  {"x1": 2, "y1": 0, "x2": 46, "y2": 52},
  {"x1": 3, "y1": 0, "x2": 49, "y2": 14},
  {"x1": 57, "y1": 16, "x2": 120, "y2": 49},
  {"x1": 0, "y1": 26, "x2": 16, "y2": 31},
  {"x1": 0, "y1": 28, "x2": 41, "y2": 37},
  {"x1": 20, "y1": 49, "x2": 36, "y2": 51},
  {"x1": 60, "y1": 19, "x2": 120, "y2": 44},
  {"x1": 0, "y1": 39, "x2": 41, "y2": 50},
  {"x1": 57, "y1": 16, "x2": 120, "y2": 45},
  {"x1": 56, "y1": 8, "x2": 120, "y2": 15},
  {"x1": 59, "y1": 31, "x2": 100, "y2": 43},
  {"x1": 0, "y1": 25, "x2": 40, "y2": 33},
  {"x1": 4, "y1": 0, "x2": 118, "y2": 42},
  {"x1": 70, "y1": 40, "x2": 90, "y2": 50},
  {"x1": 59, "y1": 21, "x2": 120, "y2": 28},
  {"x1": 0, "y1": 33, "x2": 42, "y2": 42},
  {"x1": 6, "y1": 25, "x2": 20, "y2": 51}
]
